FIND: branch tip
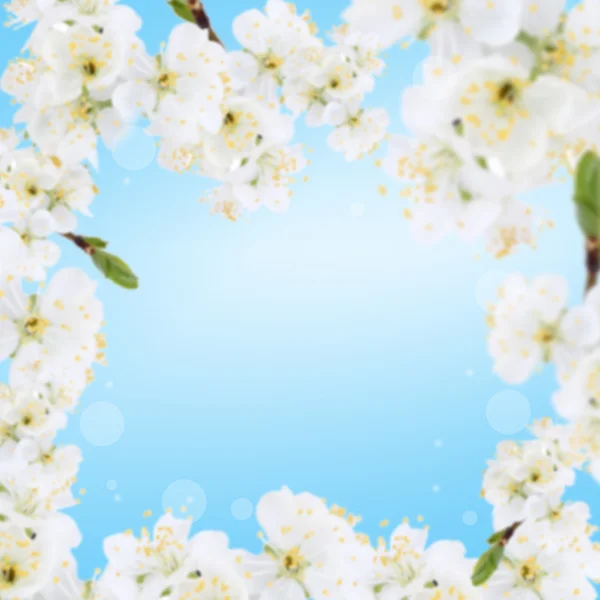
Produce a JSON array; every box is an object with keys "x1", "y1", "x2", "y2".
[
  {"x1": 187, "y1": 1, "x2": 224, "y2": 46},
  {"x1": 61, "y1": 233, "x2": 96, "y2": 256},
  {"x1": 586, "y1": 237, "x2": 599, "y2": 292}
]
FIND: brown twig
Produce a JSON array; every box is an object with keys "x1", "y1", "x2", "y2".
[
  {"x1": 61, "y1": 233, "x2": 96, "y2": 256},
  {"x1": 499, "y1": 521, "x2": 522, "y2": 547},
  {"x1": 586, "y1": 237, "x2": 599, "y2": 292},
  {"x1": 188, "y1": 1, "x2": 224, "y2": 46}
]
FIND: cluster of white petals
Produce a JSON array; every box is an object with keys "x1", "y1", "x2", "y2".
[
  {"x1": 480, "y1": 423, "x2": 600, "y2": 600},
  {"x1": 482, "y1": 272, "x2": 600, "y2": 597},
  {"x1": 0, "y1": 267, "x2": 103, "y2": 599},
  {"x1": 2, "y1": 0, "x2": 388, "y2": 223},
  {"x1": 486, "y1": 274, "x2": 600, "y2": 384},
  {"x1": 367, "y1": 0, "x2": 600, "y2": 256}
]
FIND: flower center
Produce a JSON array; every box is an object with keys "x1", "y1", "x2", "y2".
[
  {"x1": 82, "y1": 59, "x2": 98, "y2": 78},
  {"x1": 157, "y1": 71, "x2": 177, "y2": 91},
  {"x1": 518, "y1": 558, "x2": 541, "y2": 585},
  {"x1": 23, "y1": 316, "x2": 49, "y2": 338},
  {"x1": 223, "y1": 111, "x2": 238, "y2": 127},
  {"x1": 420, "y1": 0, "x2": 458, "y2": 20},
  {"x1": 424, "y1": 0, "x2": 451, "y2": 14},
  {"x1": 329, "y1": 76, "x2": 341, "y2": 89},
  {"x1": 73, "y1": 97, "x2": 96, "y2": 122},
  {"x1": 282, "y1": 548, "x2": 302, "y2": 573},
  {"x1": 529, "y1": 468, "x2": 542, "y2": 483},
  {"x1": 0, "y1": 562, "x2": 18, "y2": 588},
  {"x1": 26, "y1": 183, "x2": 39, "y2": 197},
  {"x1": 534, "y1": 325, "x2": 556, "y2": 345},
  {"x1": 497, "y1": 81, "x2": 518, "y2": 106},
  {"x1": 261, "y1": 53, "x2": 283, "y2": 71}
]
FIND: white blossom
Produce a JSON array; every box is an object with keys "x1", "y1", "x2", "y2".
[
  {"x1": 487, "y1": 274, "x2": 599, "y2": 384},
  {"x1": 482, "y1": 440, "x2": 575, "y2": 530}
]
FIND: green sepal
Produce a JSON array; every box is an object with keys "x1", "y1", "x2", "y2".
[
  {"x1": 168, "y1": 0, "x2": 195, "y2": 23},
  {"x1": 82, "y1": 236, "x2": 109, "y2": 249}
]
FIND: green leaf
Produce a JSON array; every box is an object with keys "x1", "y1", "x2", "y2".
[
  {"x1": 92, "y1": 250, "x2": 139, "y2": 290},
  {"x1": 168, "y1": 0, "x2": 195, "y2": 23},
  {"x1": 576, "y1": 201, "x2": 600, "y2": 239},
  {"x1": 574, "y1": 151, "x2": 600, "y2": 238},
  {"x1": 472, "y1": 544, "x2": 505, "y2": 587},
  {"x1": 81, "y1": 236, "x2": 109, "y2": 250}
]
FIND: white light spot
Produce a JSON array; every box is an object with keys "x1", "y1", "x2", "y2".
[
  {"x1": 486, "y1": 389, "x2": 531, "y2": 435},
  {"x1": 231, "y1": 498, "x2": 254, "y2": 521},
  {"x1": 80, "y1": 402, "x2": 124, "y2": 447},
  {"x1": 162, "y1": 480, "x2": 207, "y2": 522},
  {"x1": 113, "y1": 127, "x2": 156, "y2": 171},
  {"x1": 463, "y1": 510, "x2": 478, "y2": 526}
]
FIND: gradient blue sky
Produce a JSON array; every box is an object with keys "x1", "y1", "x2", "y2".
[{"x1": 0, "y1": 0, "x2": 595, "y2": 580}]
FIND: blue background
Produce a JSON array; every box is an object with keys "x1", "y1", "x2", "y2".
[{"x1": 1, "y1": 0, "x2": 596, "y2": 579}]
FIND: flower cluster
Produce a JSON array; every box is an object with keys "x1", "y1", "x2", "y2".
[
  {"x1": 0, "y1": 141, "x2": 99, "y2": 280},
  {"x1": 368, "y1": 0, "x2": 600, "y2": 256},
  {"x1": 151, "y1": 1, "x2": 389, "y2": 219},
  {"x1": 0, "y1": 267, "x2": 104, "y2": 598},
  {"x1": 482, "y1": 271, "x2": 600, "y2": 596},
  {"x1": 3, "y1": 0, "x2": 389, "y2": 223},
  {"x1": 486, "y1": 272, "x2": 600, "y2": 482},
  {"x1": 486, "y1": 274, "x2": 600, "y2": 385},
  {"x1": 91, "y1": 487, "x2": 481, "y2": 600},
  {"x1": 479, "y1": 422, "x2": 600, "y2": 598}
]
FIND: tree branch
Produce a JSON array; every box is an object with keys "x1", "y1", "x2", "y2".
[
  {"x1": 586, "y1": 237, "x2": 599, "y2": 292},
  {"x1": 187, "y1": 1, "x2": 224, "y2": 46},
  {"x1": 61, "y1": 233, "x2": 97, "y2": 256},
  {"x1": 498, "y1": 521, "x2": 522, "y2": 547}
]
